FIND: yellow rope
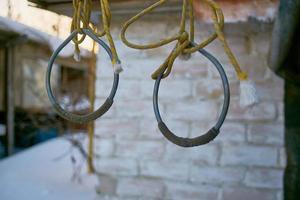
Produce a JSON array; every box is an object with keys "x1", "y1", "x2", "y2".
[
  {"x1": 70, "y1": 0, "x2": 120, "y2": 174},
  {"x1": 120, "y1": 0, "x2": 248, "y2": 81},
  {"x1": 71, "y1": 0, "x2": 120, "y2": 64}
]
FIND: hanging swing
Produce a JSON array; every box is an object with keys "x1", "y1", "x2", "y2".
[{"x1": 46, "y1": 0, "x2": 258, "y2": 148}]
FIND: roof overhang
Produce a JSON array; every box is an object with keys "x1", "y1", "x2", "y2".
[
  {"x1": 0, "y1": 16, "x2": 91, "y2": 57},
  {"x1": 28, "y1": 0, "x2": 279, "y2": 23}
]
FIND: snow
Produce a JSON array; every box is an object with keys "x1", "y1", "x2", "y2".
[
  {"x1": 0, "y1": 138, "x2": 101, "y2": 200},
  {"x1": 0, "y1": 16, "x2": 91, "y2": 58}
]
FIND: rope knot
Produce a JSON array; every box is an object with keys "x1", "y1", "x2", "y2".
[
  {"x1": 179, "y1": 31, "x2": 191, "y2": 60},
  {"x1": 179, "y1": 31, "x2": 189, "y2": 44}
]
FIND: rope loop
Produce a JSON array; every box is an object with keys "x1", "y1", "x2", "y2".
[
  {"x1": 121, "y1": 0, "x2": 249, "y2": 81},
  {"x1": 70, "y1": 0, "x2": 121, "y2": 70}
]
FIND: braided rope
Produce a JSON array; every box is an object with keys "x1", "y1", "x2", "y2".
[
  {"x1": 120, "y1": 0, "x2": 248, "y2": 81},
  {"x1": 71, "y1": 0, "x2": 121, "y2": 68}
]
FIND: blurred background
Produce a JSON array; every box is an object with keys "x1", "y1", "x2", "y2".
[{"x1": 0, "y1": 0, "x2": 298, "y2": 200}]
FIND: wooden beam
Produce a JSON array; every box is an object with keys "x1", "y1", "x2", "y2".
[{"x1": 4, "y1": 45, "x2": 15, "y2": 156}]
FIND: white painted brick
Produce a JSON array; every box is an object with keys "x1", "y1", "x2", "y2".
[
  {"x1": 96, "y1": 79, "x2": 114, "y2": 98},
  {"x1": 171, "y1": 58, "x2": 208, "y2": 79},
  {"x1": 115, "y1": 100, "x2": 154, "y2": 118},
  {"x1": 114, "y1": 80, "x2": 141, "y2": 100},
  {"x1": 96, "y1": 158, "x2": 138, "y2": 176},
  {"x1": 120, "y1": 59, "x2": 163, "y2": 80},
  {"x1": 277, "y1": 191, "x2": 284, "y2": 200},
  {"x1": 95, "y1": 139, "x2": 115, "y2": 157},
  {"x1": 164, "y1": 143, "x2": 219, "y2": 165},
  {"x1": 277, "y1": 102, "x2": 284, "y2": 122},
  {"x1": 227, "y1": 101, "x2": 277, "y2": 122},
  {"x1": 138, "y1": 116, "x2": 164, "y2": 140},
  {"x1": 139, "y1": 117, "x2": 190, "y2": 139},
  {"x1": 251, "y1": 32, "x2": 271, "y2": 56},
  {"x1": 256, "y1": 80, "x2": 284, "y2": 101},
  {"x1": 248, "y1": 124, "x2": 284, "y2": 146},
  {"x1": 165, "y1": 181, "x2": 219, "y2": 200},
  {"x1": 115, "y1": 140, "x2": 164, "y2": 160},
  {"x1": 165, "y1": 100, "x2": 219, "y2": 121},
  {"x1": 244, "y1": 168, "x2": 284, "y2": 189},
  {"x1": 97, "y1": 52, "x2": 114, "y2": 78},
  {"x1": 279, "y1": 147, "x2": 287, "y2": 168},
  {"x1": 189, "y1": 166, "x2": 245, "y2": 184},
  {"x1": 222, "y1": 187, "x2": 276, "y2": 200},
  {"x1": 140, "y1": 161, "x2": 189, "y2": 181},
  {"x1": 194, "y1": 79, "x2": 223, "y2": 99},
  {"x1": 215, "y1": 123, "x2": 246, "y2": 143},
  {"x1": 140, "y1": 79, "x2": 192, "y2": 100},
  {"x1": 237, "y1": 55, "x2": 269, "y2": 81},
  {"x1": 116, "y1": 178, "x2": 164, "y2": 198},
  {"x1": 221, "y1": 144, "x2": 277, "y2": 167},
  {"x1": 160, "y1": 119, "x2": 190, "y2": 138},
  {"x1": 95, "y1": 119, "x2": 139, "y2": 139},
  {"x1": 190, "y1": 120, "x2": 216, "y2": 138}
]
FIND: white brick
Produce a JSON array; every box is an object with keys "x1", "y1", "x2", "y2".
[
  {"x1": 116, "y1": 178, "x2": 164, "y2": 198},
  {"x1": 140, "y1": 161, "x2": 189, "y2": 181},
  {"x1": 165, "y1": 182, "x2": 219, "y2": 200},
  {"x1": 215, "y1": 123, "x2": 246, "y2": 143},
  {"x1": 114, "y1": 80, "x2": 141, "y2": 100},
  {"x1": 248, "y1": 124, "x2": 284, "y2": 146},
  {"x1": 115, "y1": 100, "x2": 154, "y2": 118},
  {"x1": 96, "y1": 158, "x2": 137, "y2": 176},
  {"x1": 256, "y1": 80, "x2": 284, "y2": 101},
  {"x1": 160, "y1": 119, "x2": 190, "y2": 138},
  {"x1": 221, "y1": 144, "x2": 277, "y2": 167},
  {"x1": 171, "y1": 58, "x2": 208, "y2": 79},
  {"x1": 279, "y1": 147, "x2": 286, "y2": 168},
  {"x1": 190, "y1": 121, "x2": 216, "y2": 138},
  {"x1": 138, "y1": 116, "x2": 163, "y2": 139},
  {"x1": 115, "y1": 140, "x2": 164, "y2": 160},
  {"x1": 140, "y1": 79, "x2": 192, "y2": 100},
  {"x1": 244, "y1": 168, "x2": 284, "y2": 189},
  {"x1": 95, "y1": 119, "x2": 139, "y2": 139},
  {"x1": 164, "y1": 143, "x2": 219, "y2": 165},
  {"x1": 165, "y1": 100, "x2": 219, "y2": 121},
  {"x1": 96, "y1": 79, "x2": 114, "y2": 98},
  {"x1": 139, "y1": 117, "x2": 190, "y2": 139},
  {"x1": 223, "y1": 187, "x2": 276, "y2": 200},
  {"x1": 190, "y1": 166, "x2": 245, "y2": 184},
  {"x1": 194, "y1": 79, "x2": 223, "y2": 99},
  {"x1": 227, "y1": 101, "x2": 277, "y2": 122},
  {"x1": 95, "y1": 139, "x2": 115, "y2": 157},
  {"x1": 120, "y1": 59, "x2": 163, "y2": 80}
]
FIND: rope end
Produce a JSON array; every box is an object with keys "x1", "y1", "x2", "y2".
[
  {"x1": 73, "y1": 50, "x2": 81, "y2": 62},
  {"x1": 113, "y1": 61, "x2": 123, "y2": 74},
  {"x1": 239, "y1": 79, "x2": 258, "y2": 108}
]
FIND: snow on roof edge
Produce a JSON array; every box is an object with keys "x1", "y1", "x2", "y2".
[{"x1": 0, "y1": 16, "x2": 92, "y2": 58}]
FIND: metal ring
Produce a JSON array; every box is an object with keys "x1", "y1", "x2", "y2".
[
  {"x1": 153, "y1": 45, "x2": 230, "y2": 147},
  {"x1": 46, "y1": 29, "x2": 119, "y2": 124}
]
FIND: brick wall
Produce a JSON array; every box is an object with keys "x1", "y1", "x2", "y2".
[{"x1": 94, "y1": 14, "x2": 285, "y2": 200}]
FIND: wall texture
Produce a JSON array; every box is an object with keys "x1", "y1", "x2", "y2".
[{"x1": 94, "y1": 14, "x2": 285, "y2": 200}]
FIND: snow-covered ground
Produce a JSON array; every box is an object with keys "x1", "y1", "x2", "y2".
[{"x1": 0, "y1": 138, "x2": 101, "y2": 200}]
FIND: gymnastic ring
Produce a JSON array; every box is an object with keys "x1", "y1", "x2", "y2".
[
  {"x1": 46, "y1": 28, "x2": 119, "y2": 124},
  {"x1": 153, "y1": 45, "x2": 230, "y2": 147}
]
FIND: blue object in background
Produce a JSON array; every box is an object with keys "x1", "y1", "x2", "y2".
[{"x1": 34, "y1": 128, "x2": 58, "y2": 144}]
